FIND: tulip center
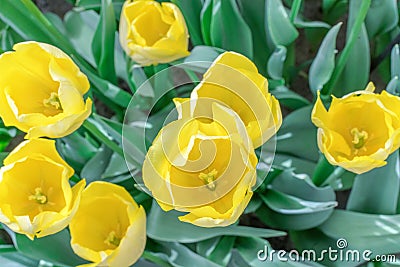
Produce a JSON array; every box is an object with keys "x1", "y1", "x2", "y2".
[
  {"x1": 199, "y1": 169, "x2": 218, "y2": 191},
  {"x1": 104, "y1": 231, "x2": 121, "y2": 247},
  {"x1": 28, "y1": 187, "x2": 48, "y2": 205},
  {"x1": 351, "y1": 128, "x2": 368, "y2": 149},
  {"x1": 43, "y1": 92, "x2": 62, "y2": 110}
]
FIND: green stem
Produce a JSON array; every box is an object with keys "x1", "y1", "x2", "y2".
[
  {"x1": 82, "y1": 120, "x2": 124, "y2": 157},
  {"x1": 142, "y1": 251, "x2": 172, "y2": 267},
  {"x1": 289, "y1": 0, "x2": 302, "y2": 22},
  {"x1": 321, "y1": 167, "x2": 347, "y2": 187},
  {"x1": 322, "y1": 0, "x2": 371, "y2": 95}
]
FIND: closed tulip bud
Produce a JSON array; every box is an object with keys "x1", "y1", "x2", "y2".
[{"x1": 119, "y1": 0, "x2": 190, "y2": 66}]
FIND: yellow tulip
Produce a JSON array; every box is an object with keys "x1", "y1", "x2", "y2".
[
  {"x1": 70, "y1": 182, "x2": 146, "y2": 267},
  {"x1": 142, "y1": 99, "x2": 257, "y2": 227},
  {"x1": 191, "y1": 51, "x2": 282, "y2": 148},
  {"x1": 0, "y1": 139, "x2": 85, "y2": 239},
  {"x1": 312, "y1": 83, "x2": 400, "y2": 174},
  {"x1": 0, "y1": 41, "x2": 92, "y2": 139},
  {"x1": 119, "y1": 0, "x2": 190, "y2": 66}
]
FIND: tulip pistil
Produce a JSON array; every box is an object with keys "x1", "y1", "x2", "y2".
[
  {"x1": 104, "y1": 231, "x2": 121, "y2": 247},
  {"x1": 28, "y1": 187, "x2": 48, "y2": 205},
  {"x1": 43, "y1": 92, "x2": 62, "y2": 110},
  {"x1": 199, "y1": 169, "x2": 218, "y2": 191},
  {"x1": 351, "y1": 128, "x2": 368, "y2": 149}
]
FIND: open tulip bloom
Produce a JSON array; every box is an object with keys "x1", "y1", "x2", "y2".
[
  {"x1": 312, "y1": 83, "x2": 400, "y2": 174},
  {"x1": 3, "y1": 0, "x2": 400, "y2": 266},
  {"x1": 0, "y1": 41, "x2": 92, "y2": 139},
  {"x1": 0, "y1": 139, "x2": 85, "y2": 239}
]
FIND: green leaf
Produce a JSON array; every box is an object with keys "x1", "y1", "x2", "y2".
[
  {"x1": 209, "y1": 0, "x2": 253, "y2": 58},
  {"x1": 309, "y1": 22, "x2": 342, "y2": 94},
  {"x1": 257, "y1": 170, "x2": 336, "y2": 230},
  {"x1": 200, "y1": 0, "x2": 212, "y2": 46},
  {"x1": 235, "y1": 237, "x2": 322, "y2": 266},
  {"x1": 320, "y1": 210, "x2": 400, "y2": 254},
  {"x1": 177, "y1": 45, "x2": 221, "y2": 73},
  {"x1": 207, "y1": 236, "x2": 236, "y2": 266},
  {"x1": 261, "y1": 189, "x2": 337, "y2": 214},
  {"x1": 265, "y1": 0, "x2": 299, "y2": 46},
  {"x1": 237, "y1": 0, "x2": 270, "y2": 73},
  {"x1": 102, "y1": 152, "x2": 129, "y2": 178},
  {"x1": 64, "y1": 10, "x2": 98, "y2": 67},
  {"x1": 75, "y1": 0, "x2": 125, "y2": 19},
  {"x1": 147, "y1": 201, "x2": 286, "y2": 243},
  {"x1": 272, "y1": 154, "x2": 316, "y2": 177},
  {"x1": 391, "y1": 44, "x2": 400, "y2": 79},
  {"x1": 346, "y1": 152, "x2": 400, "y2": 214},
  {"x1": 365, "y1": 0, "x2": 398, "y2": 38},
  {"x1": 92, "y1": 0, "x2": 117, "y2": 83},
  {"x1": 334, "y1": 0, "x2": 370, "y2": 95},
  {"x1": 270, "y1": 86, "x2": 310, "y2": 110},
  {"x1": 58, "y1": 132, "x2": 98, "y2": 171},
  {"x1": 171, "y1": 0, "x2": 203, "y2": 45},
  {"x1": 149, "y1": 242, "x2": 221, "y2": 267},
  {"x1": 322, "y1": 0, "x2": 371, "y2": 95},
  {"x1": 80, "y1": 145, "x2": 113, "y2": 183},
  {"x1": 10, "y1": 229, "x2": 87, "y2": 266},
  {"x1": 276, "y1": 106, "x2": 319, "y2": 162},
  {"x1": 294, "y1": 17, "x2": 331, "y2": 29},
  {"x1": 268, "y1": 46, "x2": 287, "y2": 80}
]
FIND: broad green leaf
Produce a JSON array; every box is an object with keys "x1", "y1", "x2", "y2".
[
  {"x1": 57, "y1": 132, "x2": 98, "y2": 171},
  {"x1": 147, "y1": 201, "x2": 285, "y2": 243},
  {"x1": 365, "y1": 0, "x2": 398, "y2": 38},
  {"x1": 276, "y1": 106, "x2": 319, "y2": 162},
  {"x1": 273, "y1": 154, "x2": 316, "y2": 177},
  {"x1": 309, "y1": 22, "x2": 342, "y2": 94},
  {"x1": 237, "y1": 0, "x2": 270, "y2": 73},
  {"x1": 171, "y1": 0, "x2": 203, "y2": 45},
  {"x1": 391, "y1": 44, "x2": 400, "y2": 79},
  {"x1": 200, "y1": 0, "x2": 212, "y2": 45},
  {"x1": 320, "y1": 210, "x2": 400, "y2": 255},
  {"x1": 92, "y1": 0, "x2": 117, "y2": 83},
  {"x1": 177, "y1": 45, "x2": 222, "y2": 73},
  {"x1": 261, "y1": 190, "x2": 337, "y2": 215},
  {"x1": 64, "y1": 10, "x2": 98, "y2": 67},
  {"x1": 102, "y1": 152, "x2": 130, "y2": 178},
  {"x1": 10, "y1": 229, "x2": 87, "y2": 266},
  {"x1": 265, "y1": 0, "x2": 299, "y2": 46},
  {"x1": 334, "y1": 0, "x2": 370, "y2": 95},
  {"x1": 294, "y1": 17, "x2": 331, "y2": 29},
  {"x1": 257, "y1": 170, "x2": 336, "y2": 230},
  {"x1": 346, "y1": 152, "x2": 400, "y2": 214},
  {"x1": 268, "y1": 46, "x2": 287, "y2": 80},
  {"x1": 80, "y1": 145, "x2": 113, "y2": 183},
  {"x1": 75, "y1": 0, "x2": 124, "y2": 18},
  {"x1": 207, "y1": 236, "x2": 236, "y2": 266},
  {"x1": 322, "y1": 0, "x2": 348, "y2": 24},
  {"x1": 149, "y1": 242, "x2": 221, "y2": 267},
  {"x1": 209, "y1": 0, "x2": 253, "y2": 58},
  {"x1": 235, "y1": 237, "x2": 322, "y2": 266},
  {"x1": 270, "y1": 86, "x2": 310, "y2": 110},
  {"x1": 0, "y1": 253, "x2": 38, "y2": 267}
]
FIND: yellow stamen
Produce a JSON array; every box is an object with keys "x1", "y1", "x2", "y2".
[
  {"x1": 199, "y1": 169, "x2": 218, "y2": 191},
  {"x1": 351, "y1": 128, "x2": 368, "y2": 149},
  {"x1": 28, "y1": 187, "x2": 48, "y2": 204},
  {"x1": 104, "y1": 231, "x2": 121, "y2": 247},
  {"x1": 43, "y1": 92, "x2": 62, "y2": 110}
]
